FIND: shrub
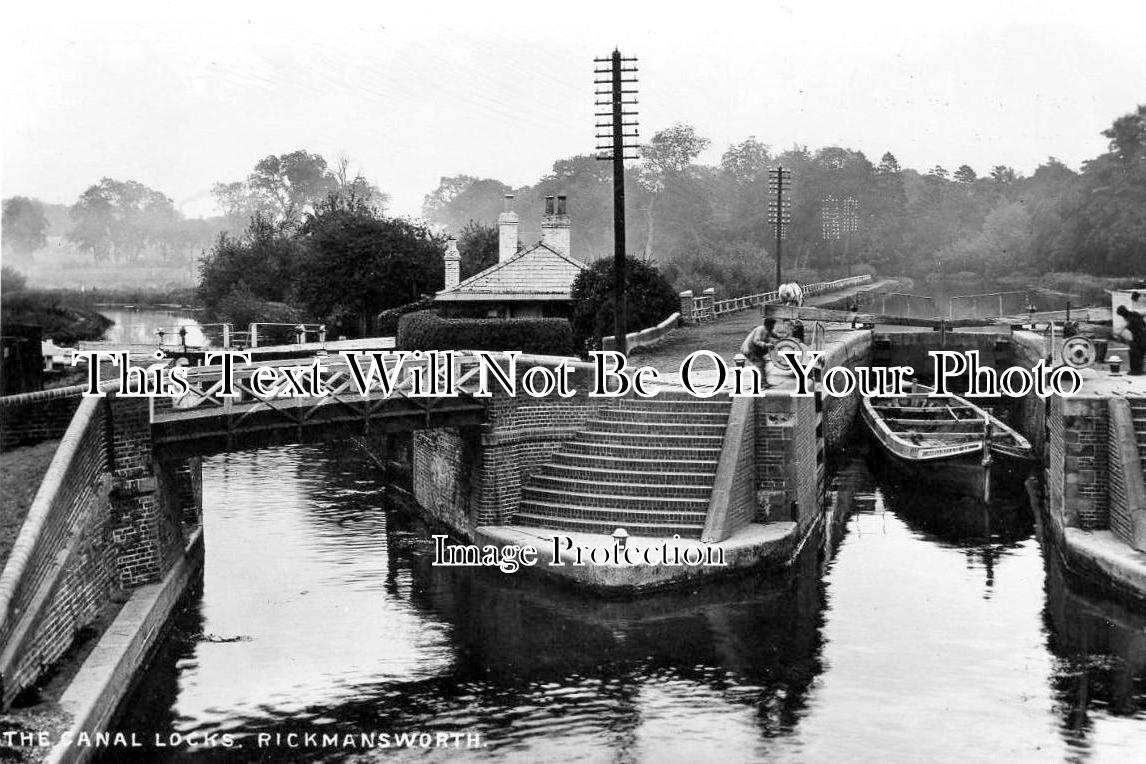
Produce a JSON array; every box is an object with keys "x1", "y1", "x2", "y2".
[
  {"x1": 570, "y1": 256, "x2": 679, "y2": 346},
  {"x1": 397, "y1": 310, "x2": 576, "y2": 356},
  {"x1": 376, "y1": 297, "x2": 437, "y2": 336},
  {"x1": 215, "y1": 282, "x2": 301, "y2": 328}
]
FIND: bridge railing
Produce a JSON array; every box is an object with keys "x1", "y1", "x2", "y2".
[
  {"x1": 692, "y1": 275, "x2": 872, "y2": 323},
  {"x1": 151, "y1": 353, "x2": 491, "y2": 422},
  {"x1": 155, "y1": 323, "x2": 231, "y2": 349}
]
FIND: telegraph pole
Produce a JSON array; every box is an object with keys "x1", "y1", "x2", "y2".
[
  {"x1": 768, "y1": 166, "x2": 792, "y2": 289},
  {"x1": 595, "y1": 50, "x2": 639, "y2": 353}
]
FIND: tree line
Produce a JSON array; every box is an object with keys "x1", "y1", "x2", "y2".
[
  {"x1": 1, "y1": 151, "x2": 384, "y2": 267},
  {"x1": 423, "y1": 104, "x2": 1146, "y2": 297}
]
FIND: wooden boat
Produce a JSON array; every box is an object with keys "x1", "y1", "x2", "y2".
[{"x1": 861, "y1": 383, "x2": 1035, "y2": 501}]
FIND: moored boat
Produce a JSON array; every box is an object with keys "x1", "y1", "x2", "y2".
[{"x1": 861, "y1": 383, "x2": 1035, "y2": 501}]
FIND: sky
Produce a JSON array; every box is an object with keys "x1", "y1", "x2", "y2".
[{"x1": 2, "y1": 0, "x2": 1144, "y2": 219}]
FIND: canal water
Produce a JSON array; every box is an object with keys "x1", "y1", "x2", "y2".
[
  {"x1": 108, "y1": 440, "x2": 1146, "y2": 762},
  {"x1": 98, "y1": 307, "x2": 208, "y2": 347}
]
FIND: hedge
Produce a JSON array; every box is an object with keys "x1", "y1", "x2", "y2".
[
  {"x1": 377, "y1": 297, "x2": 437, "y2": 336},
  {"x1": 397, "y1": 310, "x2": 577, "y2": 356}
]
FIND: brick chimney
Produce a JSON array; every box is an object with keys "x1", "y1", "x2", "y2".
[
  {"x1": 541, "y1": 194, "x2": 571, "y2": 258},
  {"x1": 497, "y1": 194, "x2": 519, "y2": 263},
  {"x1": 444, "y1": 237, "x2": 460, "y2": 290}
]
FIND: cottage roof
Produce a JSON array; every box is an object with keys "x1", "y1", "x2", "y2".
[{"x1": 434, "y1": 241, "x2": 587, "y2": 302}]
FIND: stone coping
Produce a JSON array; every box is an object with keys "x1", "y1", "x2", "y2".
[
  {"x1": 1064, "y1": 528, "x2": 1146, "y2": 602},
  {"x1": 45, "y1": 529, "x2": 203, "y2": 764}
]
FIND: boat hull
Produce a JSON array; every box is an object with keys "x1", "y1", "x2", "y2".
[{"x1": 870, "y1": 437, "x2": 1033, "y2": 502}]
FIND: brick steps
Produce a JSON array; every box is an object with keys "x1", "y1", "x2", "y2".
[
  {"x1": 544, "y1": 461, "x2": 718, "y2": 480},
  {"x1": 596, "y1": 408, "x2": 730, "y2": 424},
  {"x1": 573, "y1": 430, "x2": 725, "y2": 447},
  {"x1": 513, "y1": 511, "x2": 706, "y2": 539},
  {"x1": 562, "y1": 442, "x2": 723, "y2": 460},
  {"x1": 580, "y1": 419, "x2": 726, "y2": 437},
  {"x1": 529, "y1": 475, "x2": 713, "y2": 498},
  {"x1": 522, "y1": 486, "x2": 711, "y2": 511},
  {"x1": 514, "y1": 394, "x2": 733, "y2": 539}
]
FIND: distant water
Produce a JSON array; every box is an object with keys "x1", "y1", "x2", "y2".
[
  {"x1": 98, "y1": 307, "x2": 205, "y2": 346},
  {"x1": 107, "y1": 440, "x2": 1146, "y2": 762}
]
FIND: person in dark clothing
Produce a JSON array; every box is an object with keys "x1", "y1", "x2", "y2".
[
  {"x1": 1116, "y1": 304, "x2": 1146, "y2": 375},
  {"x1": 740, "y1": 318, "x2": 776, "y2": 379}
]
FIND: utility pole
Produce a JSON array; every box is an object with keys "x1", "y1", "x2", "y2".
[
  {"x1": 595, "y1": 50, "x2": 639, "y2": 353},
  {"x1": 768, "y1": 166, "x2": 792, "y2": 289}
]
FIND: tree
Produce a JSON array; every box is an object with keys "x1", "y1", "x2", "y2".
[
  {"x1": 1, "y1": 197, "x2": 49, "y2": 257},
  {"x1": 67, "y1": 179, "x2": 181, "y2": 263},
  {"x1": 638, "y1": 124, "x2": 711, "y2": 258},
  {"x1": 720, "y1": 137, "x2": 771, "y2": 185},
  {"x1": 569, "y1": 256, "x2": 679, "y2": 346},
  {"x1": 456, "y1": 220, "x2": 499, "y2": 278},
  {"x1": 296, "y1": 194, "x2": 445, "y2": 335},
  {"x1": 249, "y1": 150, "x2": 338, "y2": 223},
  {"x1": 876, "y1": 152, "x2": 902, "y2": 175},
  {"x1": 212, "y1": 150, "x2": 350, "y2": 227},
  {"x1": 421, "y1": 175, "x2": 513, "y2": 233},
  {"x1": 954, "y1": 165, "x2": 978, "y2": 183},
  {"x1": 332, "y1": 154, "x2": 390, "y2": 212},
  {"x1": 1, "y1": 266, "x2": 27, "y2": 293},
  {"x1": 1102, "y1": 104, "x2": 1146, "y2": 161},
  {"x1": 990, "y1": 165, "x2": 1018, "y2": 184},
  {"x1": 198, "y1": 214, "x2": 301, "y2": 321}
]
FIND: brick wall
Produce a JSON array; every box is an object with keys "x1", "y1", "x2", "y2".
[
  {"x1": 1046, "y1": 395, "x2": 1109, "y2": 531},
  {"x1": 0, "y1": 386, "x2": 85, "y2": 451},
  {"x1": 0, "y1": 397, "x2": 116, "y2": 707},
  {"x1": 755, "y1": 394, "x2": 822, "y2": 526},
  {"x1": 0, "y1": 393, "x2": 200, "y2": 707},
  {"x1": 820, "y1": 330, "x2": 872, "y2": 451},
  {"x1": 412, "y1": 427, "x2": 481, "y2": 534}
]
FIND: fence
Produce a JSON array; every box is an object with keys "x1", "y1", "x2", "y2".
[
  {"x1": 685, "y1": 275, "x2": 872, "y2": 324},
  {"x1": 248, "y1": 323, "x2": 326, "y2": 348},
  {"x1": 873, "y1": 292, "x2": 938, "y2": 318},
  {"x1": 948, "y1": 291, "x2": 1031, "y2": 320}
]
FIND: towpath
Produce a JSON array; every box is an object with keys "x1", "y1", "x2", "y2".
[{"x1": 632, "y1": 278, "x2": 901, "y2": 374}]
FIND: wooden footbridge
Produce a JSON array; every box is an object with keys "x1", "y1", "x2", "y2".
[{"x1": 150, "y1": 353, "x2": 493, "y2": 459}]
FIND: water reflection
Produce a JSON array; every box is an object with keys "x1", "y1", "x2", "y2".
[
  {"x1": 1043, "y1": 541, "x2": 1146, "y2": 759},
  {"x1": 108, "y1": 442, "x2": 1146, "y2": 761},
  {"x1": 98, "y1": 307, "x2": 205, "y2": 346}
]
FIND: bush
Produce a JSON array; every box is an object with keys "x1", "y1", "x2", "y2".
[
  {"x1": 397, "y1": 310, "x2": 576, "y2": 356},
  {"x1": 0, "y1": 292, "x2": 113, "y2": 343},
  {"x1": 570, "y1": 256, "x2": 679, "y2": 346},
  {"x1": 376, "y1": 297, "x2": 437, "y2": 336},
  {"x1": 215, "y1": 282, "x2": 300, "y2": 328}
]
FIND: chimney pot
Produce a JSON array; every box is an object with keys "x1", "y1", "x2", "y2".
[
  {"x1": 541, "y1": 193, "x2": 572, "y2": 258},
  {"x1": 497, "y1": 197, "x2": 519, "y2": 263}
]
